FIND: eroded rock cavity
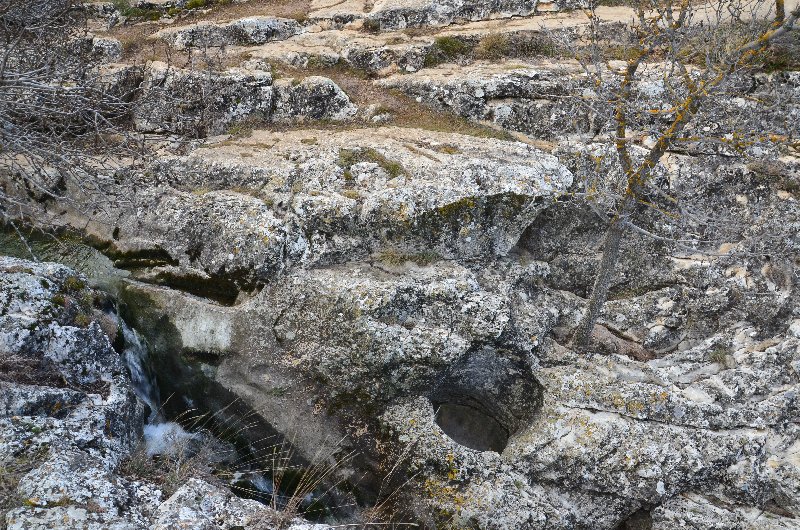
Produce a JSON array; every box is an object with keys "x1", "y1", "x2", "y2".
[{"x1": 429, "y1": 346, "x2": 541, "y2": 453}]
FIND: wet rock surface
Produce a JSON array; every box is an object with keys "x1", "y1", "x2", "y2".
[{"x1": 0, "y1": 257, "x2": 329, "y2": 529}]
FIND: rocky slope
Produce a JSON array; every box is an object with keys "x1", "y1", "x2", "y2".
[
  {"x1": 0, "y1": 257, "x2": 333, "y2": 529},
  {"x1": 2, "y1": 0, "x2": 800, "y2": 528}
]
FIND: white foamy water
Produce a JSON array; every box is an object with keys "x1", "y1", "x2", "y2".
[
  {"x1": 144, "y1": 422, "x2": 197, "y2": 457},
  {"x1": 121, "y1": 320, "x2": 162, "y2": 423}
]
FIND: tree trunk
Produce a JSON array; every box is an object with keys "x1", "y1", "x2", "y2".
[
  {"x1": 571, "y1": 200, "x2": 633, "y2": 350},
  {"x1": 776, "y1": 0, "x2": 785, "y2": 23}
]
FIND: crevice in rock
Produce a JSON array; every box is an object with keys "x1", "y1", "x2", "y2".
[
  {"x1": 615, "y1": 508, "x2": 653, "y2": 530},
  {"x1": 128, "y1": 268, "x2": 262, "y2": 306}
]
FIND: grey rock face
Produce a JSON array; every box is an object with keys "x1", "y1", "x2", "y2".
[
  {"x1": 153, "y1": 478, "x2": 265, "y2": 529},
  {"x1": 153, "y1": 478, "x2": 331, "y2": 530},
  {"x1": 273, "y1": 76, "x2": 358, "y2": 122},
  {"x1": 90, "y1": 36, "x2": 123, "y2": 62},
  {"x1": 381, "y1": 62, "x2": 800, "y2": 143},
  {"x1": 156, "y1": 17, "x2": 303, "y2": 50},
  {"x1": 0, "y1": 257, "x2": 153, "y2": 529},
  {"x1": 365, "y1": 0, "x2": 538, "y2": 30},
  {"x1": 378, "y1": 61, "x2": 595, "y2": 139},
  {"x1": 130, "y1": 63, "x2": 356, "y2": 136},
  {"x1": 133, "y1": 62, "x2": 275, "y2": 136},
  {"x1": 96, "y1": 128, "x2": 572, "y2": 280}
]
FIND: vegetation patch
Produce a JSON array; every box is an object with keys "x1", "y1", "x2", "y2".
[
  {"x1": 112, "y1": 0, "x2": 161, "y2": 20},
  {"x1": 436, "y1": 197, "x2": 478, "y2": 219},
  {"x1": 708, "y1": 344, "x2": 730, "y2": 365},
  {"x1": 1, "y1": 449, "x2": 48, "y2": 523},
  {"x1": 362, "y1": 18, "x2": 381, "y2": 33},
  {"x1": 375, "y1": 248, "x2": 442, "y2": 266},
  {"x1": 761, "y1": 33, "x2": 800, "y2": 72},
  {"x1": 474, "y1": 33, "x2": 510, "y2": 60},
  {"x1": 424, "y1": 36, "x2": 474, "y2": 67},
  {"x1": 338, "y1": 148, "x2": 407, "y2": 180}
]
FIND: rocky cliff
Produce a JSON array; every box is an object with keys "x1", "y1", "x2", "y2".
[{"x1": 2, "y1": 0, "x2": 800, "y2": 528}]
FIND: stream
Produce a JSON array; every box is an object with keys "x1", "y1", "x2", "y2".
[{"x1": 0, "y1": 225, "x2": 347, "y2": 522}]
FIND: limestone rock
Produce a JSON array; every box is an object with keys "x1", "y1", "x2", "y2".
[
  {"x1": 101, "y1": 127, "x2": 572, "y2": 280},
  {"x1": 130, "y1": 62, "x2": 357, "y2": 136},
  {"x1": 273, "y1": 76, "x2": 358, "y2": 122},
  {"x1": 133, "y1": 62, "x2": 274, "y2": 136},
  {"x1": 155, "y1": 17, "x2": 303, "y2": 50},
  {"x1": 364, "y1": 0, "x2": 538, "y2": 30},
  {"x1": 153, "y1": 478, "x2": 299, "y2": 530}
]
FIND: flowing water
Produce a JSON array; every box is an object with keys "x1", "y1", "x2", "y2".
[
  {"x1": 120, "y1": 320, "x2": 163, "y2": 424},
  {"x1": 0, "y1": 225, "x2": 345, "y2": 521}
]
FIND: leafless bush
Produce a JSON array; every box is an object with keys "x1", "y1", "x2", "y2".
[
  {"x1": 0, "y1": 0, "x2": 138, "y2": 223},
  {"x1": 541, "y1": 0, "x2": 800, "y2": 347}
]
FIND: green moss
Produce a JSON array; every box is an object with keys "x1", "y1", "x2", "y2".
[
  {"x1": 362, "y1": 18, "x2": 381, "y2": 33},
  {"x1": 436, "y1": 197, "x2": 478, "y2": 219},
  {"x1": 74, "y1": 314, "x2": 92, "y2": 328},
  {"x1": 63, "y1": 276, "x2": 86, "y2": 292},
  {"x1": 337, "y1": 148, "x2": 406, "y2": 179},
  {"x1": 119, "y1": 3, "x2": 162, "y2": 20},
  {"x1": 185, "y1": 0, "x2": 208, "y2": 9},
  {"x1": 375, "y1": 248, "x2": 442, "y2": 266},
  {"x1": 51, "y1": 294, "x2": 66, "y2": 307}
]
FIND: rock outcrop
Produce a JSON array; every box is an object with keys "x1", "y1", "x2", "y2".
[
  {"x1": 51, "y1": 127, "x2": 572, "y2": 281},
  {"x1": 3, "y1": 0, "x2": 800, "y2": 528},
  {"x1": 155, "y1": 16, "x2": 303, "y2": 49},
  {"x1": 0, "y1": 257, "x2": 334, "y2": 529},
  {"x1": 380, "y1": 61, "x2": 800, "y2": 143},
  {"x1": 130, "y1": 62, "x2": 357, "y2": 136}
]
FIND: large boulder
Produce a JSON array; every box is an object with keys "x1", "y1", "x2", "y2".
[
  {"x1": 155, "y1": 17, "x2": 303, "y2": 50},
  {"x1": 133, "y1": 62, "x2": 275, "y2": 137}
]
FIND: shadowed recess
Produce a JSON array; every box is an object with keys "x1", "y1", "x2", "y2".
[
  {"x1": 434, "y1": 402, "x2": 509, "y2": 453},
  {"x1": 429, "y1": 345, "x2": 542, "y2": 453}
]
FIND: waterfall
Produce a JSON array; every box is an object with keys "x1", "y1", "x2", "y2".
[{"x1": 120, "y1": 320, "x2": 162, "y2": 424}]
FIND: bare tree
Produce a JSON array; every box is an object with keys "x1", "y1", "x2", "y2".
[
  {"x1": 0, "y1": 0, "x2": 136, "y2": 224},
  {"x1": 563, "y1": 0, "x2": 800, "y2": 349}
]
